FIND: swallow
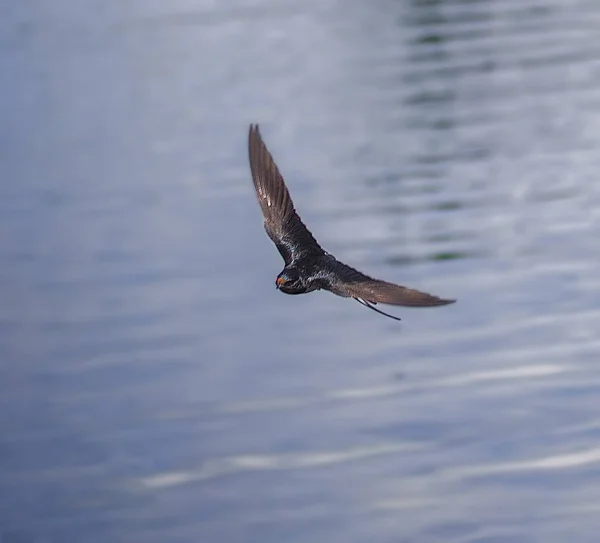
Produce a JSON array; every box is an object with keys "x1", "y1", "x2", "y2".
[{"x1": 248, "y1": 124, "x2": 455, "y2": 321}]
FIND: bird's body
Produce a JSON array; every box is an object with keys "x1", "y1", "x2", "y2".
[
  {"x1": 248, "y1": 124, "x2": 455, "y2": 320},
  {"x1": 277, "y1": 254, "x2": 360, "y2": 297}
]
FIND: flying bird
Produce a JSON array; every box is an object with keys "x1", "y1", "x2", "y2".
[{"x1": 248, "y1": 124, "x2": 455, "y2": 321}]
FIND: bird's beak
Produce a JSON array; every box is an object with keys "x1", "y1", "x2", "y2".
[{"x1": 276, "y1": 277, "x2": 287, "y2": 289}]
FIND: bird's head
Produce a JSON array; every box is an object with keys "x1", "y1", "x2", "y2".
[{"x1": 276, "y1": 268, "x2": 306, "y2": 294}]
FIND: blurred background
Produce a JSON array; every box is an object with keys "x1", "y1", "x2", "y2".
[{"x1": 2, "y1": 0, "x2": 600, "y2": 541}]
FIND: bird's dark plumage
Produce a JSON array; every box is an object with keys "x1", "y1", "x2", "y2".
[{"x1": 248, "y1": 124, "x2": 456, "y2": 320}]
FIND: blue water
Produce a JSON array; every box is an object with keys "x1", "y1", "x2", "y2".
[{"x1": 2, "y1": 1, "x2": 600, "y2": 541}]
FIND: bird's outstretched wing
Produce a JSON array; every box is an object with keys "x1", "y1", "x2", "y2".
[
  {"x1": 327, "y1": 261, "x2": 456, "y2": 308},
  {"x1": 248, "y1": 124, "x2": 325, "y2": 265}
]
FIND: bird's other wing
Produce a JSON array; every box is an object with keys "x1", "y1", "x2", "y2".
[
  {"x1": 327, "y1": 261, "x2": 456, "y2": 307},
  {"x1": 248, "y1": 124, "x2": 324, "y2": 265}
]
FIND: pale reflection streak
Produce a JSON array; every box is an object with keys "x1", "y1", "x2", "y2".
[
  {"x1": 144, "y1": 363, "x2": 569, "y2": 493},
  {"x1": 212, "y1": 364, "x2": 566, "y2": 416},
  {"x1": 446, "y1": 447, "x2": 600, "y2": 479},
  {"x1": 374, "y1": 446, "x2": 600, "y2": 513},
  {"x1": 140, "y1": 442, "x2": 426, "y2": 488}
]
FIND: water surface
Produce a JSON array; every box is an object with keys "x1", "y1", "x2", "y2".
[{"x1": 2, "y1": 1, "x2": 600, "y2": 541}]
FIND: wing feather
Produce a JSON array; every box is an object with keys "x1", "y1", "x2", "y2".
[
  {"x1": 327, "y1": 261, "x2": 455, "y2": 307},
  {"x1": 248, "y1": 124, "x2": 324, "y2": 264},
  {"x1": 347, "y1": 280, "x2": 455, "y2": 307}
]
